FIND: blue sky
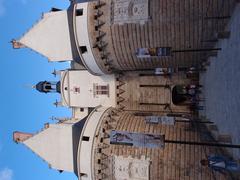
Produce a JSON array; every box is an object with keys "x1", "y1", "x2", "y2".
[{"x1": 0, "y1": 0, "x2": 77, "y2": 179}]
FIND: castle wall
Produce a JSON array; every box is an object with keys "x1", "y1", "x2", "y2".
[{"x1": 116, "y1": 71, "x2": 191, "y2": 113}]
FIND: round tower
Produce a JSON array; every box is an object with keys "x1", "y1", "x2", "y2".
[
  {"x1": 13, "y1": 0, "x2": 235, "y2": 75},
  {"x1": 76, "y1": 106, "x2": 229, "y2": 180},
  {"x1": 72, "y1": 0, "x2": 235, "y2": 74}
]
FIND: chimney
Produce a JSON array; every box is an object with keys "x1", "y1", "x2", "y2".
[
  {"x1": 13, "y1": 131, "x2": 33, "y2": 143},
  {"x1": 11, "y1": 39, "x2": 25, "y2": 49}
]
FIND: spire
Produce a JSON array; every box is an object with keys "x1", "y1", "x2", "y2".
[
  {"x1": 13, "y1": 131, "x2": 33, "y2": 143},
  {"x1": 22, "y1": 84, "x2": 36, "y2": 89}
]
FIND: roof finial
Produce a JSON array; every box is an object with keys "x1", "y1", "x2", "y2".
[
  {"x1": 53, "y1": 100, "x2": 63, "y2": 107},
  {"x1": 51, "y1": 69, "x2": 61, "y2": 77},
  {"x1": 23, "y1": 84, "x2": 36, "y2": 89},
  {"x1": 13, "y1": 131, "x2": 33, "y2": 143},
  {"x1": 11, "y1": 39, "x2": 25, "y2": 49}
]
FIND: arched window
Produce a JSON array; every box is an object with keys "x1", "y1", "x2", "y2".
[{"x1": 172, "y1": 85, "x2": 188, "y2": 105}]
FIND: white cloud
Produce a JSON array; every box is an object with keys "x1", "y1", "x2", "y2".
[
  {"x1": 0, "y1": 0, "x2": 5, "y2": 17},
  {"x1": 0, "y1": 168, "x2": 13, "y2": 180}
]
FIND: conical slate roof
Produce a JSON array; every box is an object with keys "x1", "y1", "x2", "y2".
[
  {"x1": 18, "y1": 10, "x2": 74, "y2": 61},
  {"x1": 23, "y1": 123, "x2": 75, "y2": 172}
]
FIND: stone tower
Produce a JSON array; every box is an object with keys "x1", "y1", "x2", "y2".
[{"x1": 12, "y1": 0, "x2": 235, "y2": 75}]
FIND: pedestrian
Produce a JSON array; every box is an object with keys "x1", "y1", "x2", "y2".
[{"x1": 200, "y1": 155, "x2": 240, "y2": 173}]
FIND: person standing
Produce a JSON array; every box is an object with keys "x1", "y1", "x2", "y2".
[{"x1": 200, "y1": 155, "x2": 240, "y2": 172}]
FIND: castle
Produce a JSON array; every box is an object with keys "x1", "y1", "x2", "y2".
[{"x1": 12, "y1": 0, "x2": 238, "y2": 179}]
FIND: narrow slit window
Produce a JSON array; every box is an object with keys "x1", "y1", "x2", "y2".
[
  {"x1": 80, "y1": 46, "x2": 87, "y2": 54},
  {"x1": 80, "y1": 108, "x2": 84, "y2": 112},
  {"x1": 82, "y1": 136, "x2": 90, "y2": 141}
]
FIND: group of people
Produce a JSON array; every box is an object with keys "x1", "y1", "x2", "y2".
[
  {"x1": 182, "y1": 84, "x2": 202, "y2": 97},
  {"x1": 185, "y1": 66, "x2": 206, "y2": 79},
  {"x1": 175, "y1": 84, "x2": 204, "y2": 110},
  {"x1": 183, "y1": 84, "x2": 205, "y2": 111}
]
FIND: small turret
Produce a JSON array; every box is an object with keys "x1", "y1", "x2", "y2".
[{"x1": 34, "y1": 81, "x2": 61, "y2": 93}]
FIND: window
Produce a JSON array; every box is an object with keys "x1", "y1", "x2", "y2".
[
  {"x1": 96, "y1": 85, "x2": 108, "y2": 95},
  {"x1": 76, "y1": 9, "x2": 83, "y2": 16},
  {"x1": 136, "y1": 47, "x2": 172, "y2": 58},
  {"x1": 74, "y1": 87, "x2": 80, "y2": 93},
  {"x1": 80, "y1": 108, "x2": 84, "y2": 112},
  {"x1": 80, "y1": 46, "x2": 87, "y2": 54},
  {"x1": 82, "y1": 136, "x2": 90, "y2": 141},
  {"x1": 80, "y1": 173, "x2": 88, "y2": 177},
  {"x1": 51, "y1": 8, "x2": 62, "y2": 12},
  {"x1": 93, "y1": 84, "x2": 109, "y2": 96}
]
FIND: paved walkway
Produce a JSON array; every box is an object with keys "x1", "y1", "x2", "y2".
[{"x1": 200, "y1": 4, "x2": 240, "y2": 159}]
